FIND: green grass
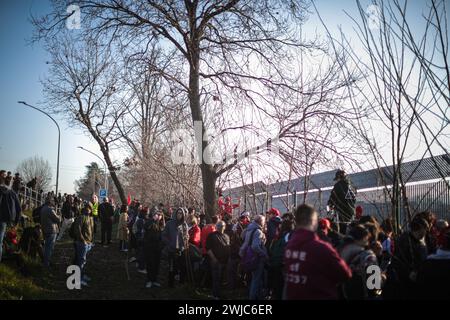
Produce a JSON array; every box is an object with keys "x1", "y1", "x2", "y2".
[{"x1": 0, "y1": 262, "x2": 48, "y2": 300}]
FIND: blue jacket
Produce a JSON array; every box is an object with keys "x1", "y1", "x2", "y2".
[
  {"x1": 0, "y1": 186, "x2": 21, "y2": 224},
  {"x1": 239, "y1": 221, "x2": 268, "y2": 259},
  {"x1": 162, "y1": 208, "x2": 189, "y2": 252}
]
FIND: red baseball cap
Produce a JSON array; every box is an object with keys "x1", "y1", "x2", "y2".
[
  {"x1": 268, "y1": 208, "x2": 281, "y2": 216},
  {"x1": 319, "y1": 218, "x2": 331, "y2": 230}
]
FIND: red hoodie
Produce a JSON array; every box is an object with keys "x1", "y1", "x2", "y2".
[
  {"x1": 284, "y1": 228, "x2": 352, "y2": 300},
  {"x1": 201, "y1": 224, "x2": 216, "y2": 255},
  {"x1": 189, "y1": 225, "x2": 201, "y2": 247}
]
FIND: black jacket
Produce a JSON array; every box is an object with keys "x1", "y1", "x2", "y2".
[
  {"x1": 416, "y1": 250, "x2": 450, "y2": 300},
  {"x1": 328, "y1": 179, "x2": 356, "y2": 222},
  {"x1": 98, "y1": 202, "x2": 114, "y2": 222},
  {"x1": 143, "y1": 219, "x2": 163, "y2": 250},
  {"x1": 392, "y1": 232, "x2": 428, "y2": 279},
  {"x1": 0, "y1": 186, "x2": 21, "y2": 224},
  {"x1": 61, "y1": 201, "x2": 76, "y2": 219},
  {"x1": 383, "y1": 231, "x2": 427, "y2": 299}
]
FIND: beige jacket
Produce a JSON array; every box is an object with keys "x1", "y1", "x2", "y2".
[{"x1": 117, "y1": 212, "x2": 129, "y2": 241}]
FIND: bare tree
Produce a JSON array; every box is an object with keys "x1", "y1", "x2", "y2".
[
  {"x1": 16, "y1": 156, "x2": 52, "y2": 191},
  {"x1": 316, "y1": 0, "x2": 449, "y2": 230},
  {"x1": 41, "y1": 35, "x2": 127, "y2": 204},
  {"x1": 34, "y1": 0, "x2": 363, "y2": 218}
]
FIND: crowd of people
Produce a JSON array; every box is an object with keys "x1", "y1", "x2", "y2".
[{"x1": 1, "y1": 168, "x2": 450, "y2": 300}]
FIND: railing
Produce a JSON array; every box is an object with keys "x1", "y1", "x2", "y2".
[
  {"x1": 234, "y1": 178, "x2": 450, "y2": 223},
  {"x1": 17, "y1": 186, "x2": 45, "y2": 210}
]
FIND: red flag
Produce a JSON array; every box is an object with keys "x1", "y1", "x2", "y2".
[{"x1": 127, "y1": 194, "x2": 131, "y2": 206}]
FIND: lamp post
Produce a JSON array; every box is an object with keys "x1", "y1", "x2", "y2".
[
  {"x1": 77, "y1": 146, "x2": 108, "y2": 194},
  {"x1": 18, "y1": 101, "x2": 60, "y2": 197}
]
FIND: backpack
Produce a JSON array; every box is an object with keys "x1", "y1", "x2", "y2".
[
  {"x1": 32, "y1": 205, "x2": 43, "y2": 224},
  {"x1": 342, "y1": 249, "x2": 376, "y2": 300},
  {"x1": 241, "y1": 229, "x2": 259, "y2": 273}
]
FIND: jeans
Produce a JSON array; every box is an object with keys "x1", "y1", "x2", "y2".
[
  {"x1": 211, "y1": 261, "x2": 225, "y2": 298},
  {"x1": 43, "y1": 233, "x2": 57, "y2": 267},
  {"x1": 0, "y1": 222, "x2": 7, "y2": 262},
  {"x1": 145, "y1": 246, "x2": 161, "y2": 282},
  {"x1": 101, "y1": 219, "x2": 113, "y2": 244},
  {"x1": 249, "y1": 260, "x2": 265, "y2": 300},
  {"x1": 75, "y1": 241, "x2": 92, "y2": 280},
  {"x1": 58, "y1": 218, "x2": 74, "y2": 241}
]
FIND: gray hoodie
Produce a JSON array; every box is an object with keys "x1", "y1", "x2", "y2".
[
  {"x1": 162, "y1": 208, "x2": 189, "y2": 252},
  {"x1": 239, "y1": 221, "x2": 268, "y2": 259}
]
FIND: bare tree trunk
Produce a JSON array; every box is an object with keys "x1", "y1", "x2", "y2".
[
  {"x1": 103, "y1": 151, "x2": 127, "y2": 205},
  {"x1": 89, "y1": 127, "x2": 127, "y2": 205},
  {"x1": 188, "y1": 41, "x2": 218, "y2": 219}
]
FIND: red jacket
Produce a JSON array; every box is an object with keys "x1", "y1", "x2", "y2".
[
  {"x1": 189, "y1": 225, "x2": 201, "y2": 247},
  {"x1": 201, "y1": 224, "x2": 216, "y2": 255},
  {"x1": 284, "y1": 228, "x2": 352, "y2": 300}
]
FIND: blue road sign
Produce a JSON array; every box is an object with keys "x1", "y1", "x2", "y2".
[{"x1": 99, "y1": 189, "x2": 108, "y2": 198}]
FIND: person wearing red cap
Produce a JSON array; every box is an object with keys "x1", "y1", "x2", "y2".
[
  {"x1": 317, "y1": 218, "x2": 332, "y2": 244},
  {"x1": 284, "y1": 204, "x2": 352, "y2": 300},
  {"x1": 267, "y1": 208, "x2": 282, "y2": 246}
]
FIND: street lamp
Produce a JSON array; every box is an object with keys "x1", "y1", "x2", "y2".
[
  {"x1": 77, "y1": 146, "x2": 108, "y2": 193},
  {"x1": 18, "y1": 101, "x2": 60, "y2": 197}
]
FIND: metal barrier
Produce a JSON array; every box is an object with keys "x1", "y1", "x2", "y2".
[
  {"x1": 231, "y1": 178, "x2": 450, "y2": 222},
  {"x1": 17, "y1": 186, "x2": 45, "y2": 210}
]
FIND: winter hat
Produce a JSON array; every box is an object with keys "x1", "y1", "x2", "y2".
[
  {"x1": 319, "y1": 218, "x2": 331, "y2": 230},
  {"x1": 240, "y1": 211, "x2": 250, "y2": 218},
  {"x1": 334, "y1": 169, "x2": 346, "y2": 181},
  {"x1": 268, "y1": 208, "x2": 281, "y2": 217}
]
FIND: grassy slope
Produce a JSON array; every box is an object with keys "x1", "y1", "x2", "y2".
[{"x1": 0, "y1": 259, "x2": 50, "y2": 300}]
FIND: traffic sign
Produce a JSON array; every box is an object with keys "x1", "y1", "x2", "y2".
[{"x1": 99, "y1": 189, "x2": 108, "y2": 198}]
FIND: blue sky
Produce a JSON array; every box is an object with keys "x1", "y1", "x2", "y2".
[
  {"x1": 0, "y1": 0, "x2": 445, "y2": 194},
  {"x1": 0, "y1": 0, "x2": 102, "y2": 194}
]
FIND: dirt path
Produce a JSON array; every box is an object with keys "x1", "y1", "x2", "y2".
[{"x1": 44, "y1": 237, "x2": 209, "y2": 300}]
